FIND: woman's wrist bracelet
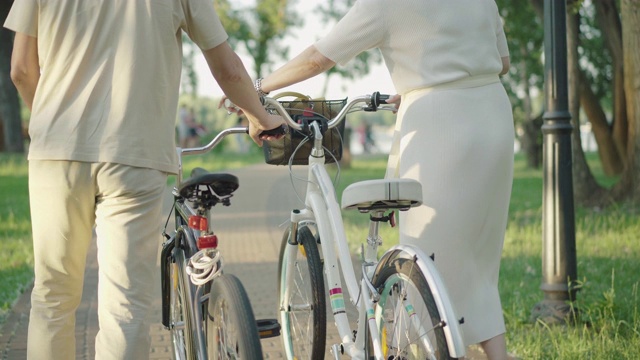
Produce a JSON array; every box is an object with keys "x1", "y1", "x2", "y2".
[{"x1": 254, "y1": 78, "x2": 269, "y2": 97}]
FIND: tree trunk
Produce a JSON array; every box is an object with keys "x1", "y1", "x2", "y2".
[
  {"x1": 567, "y1": 2, "x2": 607, "y2": 205},
  {"x1": 533, "y1": 0, "x2": 625, "y2": 178},
  {"x1": 531, "y1": 0, "x2": 543, "y2": 18},
  {"x1": 0, "y1": 0, "x2": 25, "y2": 153},
  {"x1": 594, "y1": 0, "x2": 629, "y2": 172},
  {"x1": 578, "y1": 70, "x2": 625, "y2": 175},
  {"x1": 518, "y1": 46, "x2": 543, "y2": 169},
  {"x1": 620, "y1": 0, "x2": 640, "y2": 201}
]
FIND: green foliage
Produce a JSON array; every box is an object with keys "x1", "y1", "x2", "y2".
[
  {"x1": 496, "y1": 0, "x2": 617, "y2": 121},
  {"x1": 495, "y1": 0, "x2": 545, "y2": 120},
  {"x1": 177, "y1": 95, "x2": 236, "y2": 132},
  {"x1": 180, "y1": 33, "x2": 200, "y2": 97},
  {"x1": 314, "y1": 0, "x2": 382, "y2": 95},
  {"x1": 577, "y1": 2, "x2": 614, "y2": 107},
  {"x1": 214, "y1": 0, "x2": 300, "y2": 77}
]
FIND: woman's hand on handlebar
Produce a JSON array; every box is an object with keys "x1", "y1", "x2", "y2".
[
  {"x1": 387, "y1": 94, "x2": 401, "y2": 113},
  {"x1": 219, "y1": 96, "x2": 242, "y2": 115}
]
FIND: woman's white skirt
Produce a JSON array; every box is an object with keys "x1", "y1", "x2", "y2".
[{"x1": 388, "y1": 76, "x2": 514, "y2": 346}]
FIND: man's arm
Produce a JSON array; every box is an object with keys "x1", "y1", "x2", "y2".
[
  {"x1": 10, "y1": 32, "x2": 40, "y2": 110},
  {"x1": 202, "y1": 41, "x2": 283, "y2": 145}
]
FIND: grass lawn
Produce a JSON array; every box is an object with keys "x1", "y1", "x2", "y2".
[
  {"x1": 1, "y1": 150, "x2": 639, "y2": 358},
  {"x1": 335, "y1": 153, "x2": 640, "y2": 359},
  {"x1": 0, "y1": 154, "x2": 32, "y2": 321}
]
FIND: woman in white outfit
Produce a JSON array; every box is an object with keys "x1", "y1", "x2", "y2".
[{"x1": 258, "y1": 1, "x2": 514, "y2": 358}]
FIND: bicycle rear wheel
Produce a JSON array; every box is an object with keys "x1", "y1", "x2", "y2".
[
  {"x1": 278, "y1": 225, "x2": 326, "y2": 360},
  {"x1": 206, "y1": 274, "x2": 262, "y2": 360},
  {"x1": 169, "y1": 254, "x2": 196, "y2": 360},
  {"x1": 367, "y1": 251, "x2": 453, "y2": 360}
]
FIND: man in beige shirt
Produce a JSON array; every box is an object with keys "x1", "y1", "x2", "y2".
[{"x1": 5, "y1": 1, "x2": 282, "y2": 358}]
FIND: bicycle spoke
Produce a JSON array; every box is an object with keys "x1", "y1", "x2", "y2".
[
  {"x1": 377, "y1": 274, "x2": 447, "y2": 360},
  {"x1": 207, "y1": 274, "x2": 262, "y2": 360},
  {"x1": 278, "y1": 226, "x2": 326, "y2": 360},
  {"x1": 287, "y1": 254, "x2": 314, "y2": 358}
]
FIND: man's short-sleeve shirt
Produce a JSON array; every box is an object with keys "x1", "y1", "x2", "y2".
[{"x1": 4, "y1": 0, "x2": 228, "y2": 174}]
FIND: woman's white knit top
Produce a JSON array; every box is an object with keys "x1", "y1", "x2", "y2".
[{"x1": 314, "y1": 0, "x2": 509, "y2": 95}]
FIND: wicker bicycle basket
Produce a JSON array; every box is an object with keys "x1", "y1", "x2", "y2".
[{"x1": 262, "y1": 96, "x2": 347, "y2": 166}]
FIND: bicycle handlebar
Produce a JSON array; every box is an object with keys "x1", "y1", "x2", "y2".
[
  {"x1": 183, "y1": 92, "x2": 393, "y2": 156},
  {"x1": 180, "y1": 126, "x2": 248, "y2": 157},
  {"x1": 262, "y1": 91, "x2": 393, "y2": 132}
]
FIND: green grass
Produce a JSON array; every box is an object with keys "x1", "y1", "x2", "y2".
[
  {"x1": 1, "y1": 151, "x2": 639, "y2": 358},
  {"x1": 333, "y1": 153, "x2": 640, "y2": 359},
  {"x1": 0, "y1": 154, "x2": 33, "y2": 321}
]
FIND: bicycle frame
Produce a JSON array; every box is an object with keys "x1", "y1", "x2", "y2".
[
  {"x1": 269, "y1": 97, "x2": 466, "y2": 359},
  {"x1": 160, "y1": 127, "x2": 248, "y2": 359},
  {"x1": 160, "y1": 196, "x2": 208, "y2": 358}
]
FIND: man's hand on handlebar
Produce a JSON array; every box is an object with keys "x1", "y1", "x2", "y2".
[
  {"x1": 248, "y1": 114, "x2": 286, "y2": 146},
  {"x1": 219, "y1": 96, "x2": 286, "y2": 146}
]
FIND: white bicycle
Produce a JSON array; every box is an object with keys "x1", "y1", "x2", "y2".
[{"x1": 262, "y1": 92, "x2": 467, "y2": 360}]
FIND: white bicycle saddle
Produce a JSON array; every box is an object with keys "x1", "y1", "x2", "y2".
[{"x1": 341, "y1": 178, "x2": 423, "y2": 211}]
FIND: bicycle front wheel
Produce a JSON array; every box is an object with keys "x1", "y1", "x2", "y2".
[
  {"x1": 367, "y1": 252, "x2": 453, "y2": 360},
  {"x1": 206, "y1": 274, "x2": 262, "y2": 359},
  {"x1": 278, "y1": 225, "x2": 326, "y2": 360}
]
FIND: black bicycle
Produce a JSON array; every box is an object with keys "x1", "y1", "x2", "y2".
[{"x1": 160, "y1": 126, "x2": 280, "y2": 359}]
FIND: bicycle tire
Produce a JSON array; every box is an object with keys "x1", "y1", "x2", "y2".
[
  {"x1": 278, "y1": 225, "x2": 326, "y2": 360},
  {"x1": 169, "y1": 253, "x2": 196, "y2": 360},
  {"x1": 366, "y1": 252, "x2": 453, "y2": 360},
  {"x1": 206, "y1": 274, "x2": 263, "y2": 360}
]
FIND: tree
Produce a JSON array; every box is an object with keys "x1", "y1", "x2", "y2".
[
  {"x1": 620, "y1": 0, "x2": 640, "y2": 201},
  {"x1": 496, "y1": 0, "x2": 545, "y2": 168},
  {"x1": 566, "y1": 0, "x2": 640, "y2": 203},
  {"x1": 565, "y1": 0, "x2": 608, "y2": 203},
  {"x1": 0, "y1": 0, "x2": 25, "y2": 153},
  {"x1": 499, "y1": 0, "x2": 640, "y2": 205},
  {"x1": 214, "y1": 0, "x2": 299, "y2": 78},
  {"x1": 181, "y1": 34, "x2": 199, "y2": 98},
  {"x1": 315, "y1": 0, "x2": 382, "y2": 97}
]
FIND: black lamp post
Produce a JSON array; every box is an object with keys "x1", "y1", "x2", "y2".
[{"x1": 530, "y1": 0, "x2": 579, "y2": 324}]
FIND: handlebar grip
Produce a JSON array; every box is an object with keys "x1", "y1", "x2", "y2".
[
  {"x1": 377, "y1": 93, "x2": 391, "y2": 104},
  {"x1": 369, "y1": 91, "x2": 392, "y2": 110},
  {"x1": 259, "y1": 124, "x2": 287, "y2": 137}
]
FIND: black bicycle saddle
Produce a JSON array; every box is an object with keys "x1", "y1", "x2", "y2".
[{"x1": 178, "y1": 167, "x2": 239, "y2": 200}]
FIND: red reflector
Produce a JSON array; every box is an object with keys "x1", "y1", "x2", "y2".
[
  {"x1": 188, "y1": 215, "x2": 208, "y2": 231},
  {"x1": 197, "y1": 234, "x2": 218, "y2": 249}
]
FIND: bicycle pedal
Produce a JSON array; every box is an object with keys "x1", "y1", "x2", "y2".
[{"x1": 256, "y1": 318, "x2": 281, "y2": 339}]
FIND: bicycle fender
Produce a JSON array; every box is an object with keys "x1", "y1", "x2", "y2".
[
  {"x1": 160, "y1": 234, "x2": 176, "y2": 329},
  {"x1": 374, "y1": 244, "x2": 466, "y2": 358}
]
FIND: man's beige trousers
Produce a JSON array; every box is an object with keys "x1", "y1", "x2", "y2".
[{"x1": 27, "y1": 160, "x2": 167, "y2": 360}]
